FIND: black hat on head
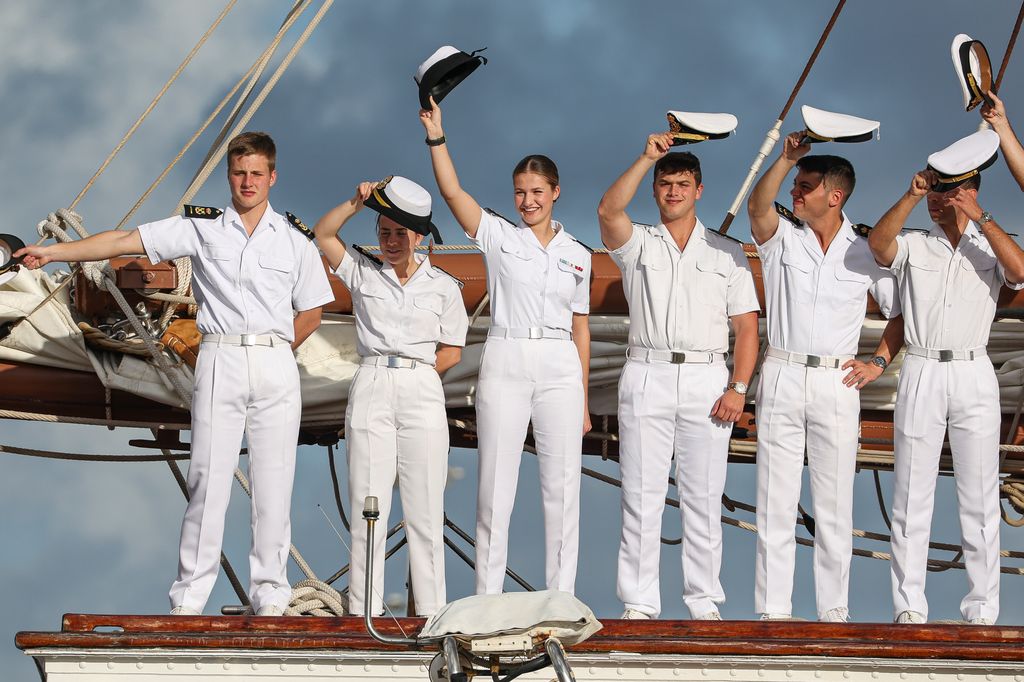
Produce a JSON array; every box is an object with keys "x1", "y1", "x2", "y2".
[
  {"x1": 364, "y1": 176, "x2": 443, "y2": 244},
  {"x1": 415, "y1": 46, "x2": 487, "y2": 110}
]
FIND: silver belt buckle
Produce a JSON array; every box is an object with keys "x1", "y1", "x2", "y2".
[
  {"x1": 240, "y1": 334, "x2": 256, "y2": 347},
  {"x1": 386, "y1": 356, "x2": 402, "y2": 369},
  {"x1": 938, "y1": 349, "x2": 954, "y2": 362},
  {"x1": 670, "y1": 351, "x2": 686, "y2": 364},
  {"x1": 528, "y1": 327, "x2": 543, "y2": 340},
  {"x1": 805, "y1": 354, "x2": 822, "y2": 368}
]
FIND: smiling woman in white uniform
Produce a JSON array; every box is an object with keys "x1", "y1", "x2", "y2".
[
  {"x1": 313, "y1": 176, "x2": 468, "y2": 617},
  {"x1": 419, "y1": 98, "x2": 592, "y2": 595}
]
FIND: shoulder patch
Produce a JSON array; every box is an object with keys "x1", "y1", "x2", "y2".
[
  {"x1": 183, "y1": 204, "x2": 223, "y2": 220},
  {"x1": 774, "y1": 202, "x2": 804, "y2": 227},
  {"x1": 286, "y1": 212, "x2": 314, "y2": 240},
  {"x1": 431, "y1": 265, "x2": 465, "y2": 289},
  {"x1": 484, "y1": 207, "x2": 516, "y2": 226},
  {"x1": 352, "y1": 244, "x2": 384, "y2": 267},
  {"x1": 569, "y1": 236, "x2": 595, "y2": 254},
  {"x1": 852, "y1": 223, "x2": 873, "y2": 238}
]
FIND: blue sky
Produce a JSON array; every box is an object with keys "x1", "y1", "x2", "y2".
[{"x1": 3, "y1": 1, "x2": 1024, "y2": 678}]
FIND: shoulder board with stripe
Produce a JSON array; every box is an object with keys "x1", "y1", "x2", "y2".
[
  {"x1": 286, "y1": 212, "x2": 314, "y2": 240},
  {"x1": 431, "y1": 265, "x2": 464, "y2": 289},
  {"x1": 352, "y1": 244, "x2": 383, "y2": 267},
  {"x1": 183, "y1": 204, "x2": 223, "y2": 220},
  {"x1": 569, "y1": 235, "x2": 595, "y2": 254},
  {"x1": 706, "y1": 229, "x2": 744, "y2": 245},
  {"x1": 901, "y1": 227, "x2": 930, "y2": 234},
  {"x1": 484, "y1": 207, "x2": 516, "y2": 225},
  {"x1": 852, "y1": 223, "x2": 873, "y2": 238},
  {"x1": 774, "y1": 202, "x2": 804, "y2": 227}
]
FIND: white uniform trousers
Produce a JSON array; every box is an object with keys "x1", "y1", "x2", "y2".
[
  {"x1": 754, "y1": 355, "x2": 860, "y2": 618},
  {"x1": 475, "y1": 337, "x2": 584, "y2": 595},
  {"x1": 169, "y1": 343, "x2": 300, "y2": 613},
  {"x1": 890, "y1": 354, "x2": 1001, "y2": 622},
  {"x1": 346, "y1": 364, "x2": 448, "y2": 617},
  {"x1": 616, "y1": 360, "x2": 732, "y2": 619}
]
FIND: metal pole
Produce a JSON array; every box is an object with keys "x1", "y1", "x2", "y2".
[{"x1": 362, "y1": 496, "x2": 418, "y2": 646}]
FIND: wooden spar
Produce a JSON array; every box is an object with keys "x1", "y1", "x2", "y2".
[
  {"x1": 718, "y1": 0, "x2": 847, "y2": 235},
  {"x1": 993, "y1": 1, "x2": 1024, "y2": 94}
]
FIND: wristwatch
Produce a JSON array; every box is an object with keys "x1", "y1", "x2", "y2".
[
  {"x1": 869, "y1": 356, "x2": 888, "y2": 371},
  {"x1": 728, "y1": 381, "x2": 748, "y2": 396},
  {"x1": 978, "y1": 210, "x2": 994, "y2": 225}
]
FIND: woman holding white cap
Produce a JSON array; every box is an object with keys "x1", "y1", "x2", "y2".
[
  {"x1": 419, "y1": 96, "x2": 592, "y2": 596},
  {"x1": 313, "y1": 176, "x2": 468, "y2": 617}
]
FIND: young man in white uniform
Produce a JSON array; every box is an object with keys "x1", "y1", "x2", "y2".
[
  {"x1": 313, "y1": 176, "x2": 468, "y2": 617},
  {"x1": 868, "y1": 132, "x2": 1024, "y2": 624},
  {"x1": 598, "y1": 132, "x2": 761, "y2": 620},
  {"x1": 18, "y1": 132, "x2": 334, "y2": 616},
  {"x1": 747, "y1": 132, "x2": 904, "y2": 622}
]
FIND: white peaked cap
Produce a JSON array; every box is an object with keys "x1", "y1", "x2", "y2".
[
  {"x1": 950, "y1": 33, "x2": 992, "y2": 111},
  {"x1": 801, "y1": 105, "x2": 879, "y2": 142},
  {"x1": 381, "y1": 176, "x2": 432, "y2": 217},
  {"x1": 666, "y1": 111, "x2": 738, "y2": 135},
  {"x1": 927, "y1": 129, "x2": 999, "y2": 191}
]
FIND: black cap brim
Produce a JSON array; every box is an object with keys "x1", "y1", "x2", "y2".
[
  {"x1": 928, "y1": 151, "x2": 998, "y2": 192},
  {"x1": 417, "y1": 52, "x2": 486, "y2": 110},
  {"x1": 364, "y1": 192, "x2": 443, "y2": 244},
  {"x1": 0, "y1": 234, "x2": 26, "y2": 274}
]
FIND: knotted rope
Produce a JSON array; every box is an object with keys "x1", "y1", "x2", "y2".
[{"x1": 286, "y1": 579, "x2": 348, "y2": 617}]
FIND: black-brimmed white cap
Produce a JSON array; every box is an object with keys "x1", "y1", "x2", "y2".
[
  {"x1": 801, "y1": 105, "x2": 879, "y2": 144},
  {"x1": 951, "y1": 33, "x2": 993, "y2": 111},
  {"x1": 0, "y1": 233, "x2": 25, "y2": 286},
  {"x1": 415, "y1": 46, "x2": 487, "y2": 110},
  {"x1": 364, "y1": 176, "x2": 443, "y2": 243},
  {"x1": 666, "y1": 111, "x2": 738, "y2": 146},
  {"x1": 926, "y1": 129, "x2": 999, "y2": 192}
]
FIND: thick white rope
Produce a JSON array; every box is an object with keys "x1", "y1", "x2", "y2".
[{"x1": 286, "y1": 579, "x2": 348, "y2": 616}]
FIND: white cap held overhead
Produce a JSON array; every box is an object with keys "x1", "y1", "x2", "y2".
[
  {"x1": 801, "y1": 105, "x2": 880, "y2": 144},
  {"x1": 414, "y1": 45, "x2": 487, "y2": 110},
  {"x1": 926, "y1": 129, "x2": 999, "y2": 192},
  {"x1": 950, "y1": 33, "x2": 993, "y2": 112},
  {"x1": 666, "y1": 111, "x2": 738, "y2": 146}
]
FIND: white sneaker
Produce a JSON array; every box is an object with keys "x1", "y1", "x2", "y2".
[
  {"x1": 620, "y1": 608, "x2": 651, "y2": 620},
  {"x1": 760, "y1": 613, "x2": 791, "y2": 621},
  {"x1": 170, "y1": 605, "x2": 200, "y2": 616},
  {"x1": 896, "y1": 610, "x2": 926, "y2": 624},
  {"x1": 968, "y1": 617, "x2": 993, "y2": 625},
  {"x1": 821, "y1": 607, "x2": 849, "y2": 623},
  {"x1": 256, "y1": 605, "x2": 286, "y2": 617},
  {"x1": 694, "y1": 610, "x2": 722, "y2": 621}
]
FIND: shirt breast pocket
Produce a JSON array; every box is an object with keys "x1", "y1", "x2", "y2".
[
  {"x1": 639, "y1": 249, "x2": 670, "y2": 304},
  {"x1": 498, "y1": 240, "x2": 536, "y2": 284},
  {"x1": 831, "y1": 266, "x2": 870, "y2": 311},
  {"x1": 414, "y1": 293, "x2": 444, "y2": 337},
  {"x1": 695, "y1": 258, "x2": 729, "y2": 310},
  {"x1": 780, "y1": 249, "x2": 815, "y2": 304},
  {"x1": 201, "y1": 243, "x2": 238, "y2": 283},
  {"x1": 959, "y1": 257, "x2": 997, "y2": 301},
  {"x1": 258, "y1": 252, "x2": 294, "y2": 303},
  {"x1": 907, "y1": 259, "x2": 943, "y2": 302},
  {"x1": 556, "y1": 258, "x2": 584, "y2": 302}
]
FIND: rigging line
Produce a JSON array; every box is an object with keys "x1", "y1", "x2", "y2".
[
  {"x1": 872, "y1": 469, "x2": 893, "y2": 531},
  {"x1": 322, "y1": 520, "x2": 407, "y2": 587},
  {"x1": 443, "y1": 515, "x2": 536, "y2": 591},
  {"x1": 0, "y1": 444, "x2": 187, "y2": 462},
  {"x1": 327, "y1": 443, "x2": 352, "y2": 532},
  {"x1": 65, "y1": 0, "x2": 239, "y2": 215},
  {"x1": 718, "y1": 0, "x2": 847, "y2": 235},
  {"x1": 994, "y1": 1, "x2": 1024, "y2": 94}
]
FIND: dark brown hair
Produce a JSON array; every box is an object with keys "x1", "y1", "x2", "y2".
[
  {"x1": 513, "y1": 154, "x2": 559, "y2": 189},
  {"x1": 227, "y1": 131, "x2": 277, "y2": 171},
  {"x1": 654, "y1": 152, "x2": 702, "y2": 186},
  {"x1": 796, "y1": 155, "x2": 855, "y2": 205}
]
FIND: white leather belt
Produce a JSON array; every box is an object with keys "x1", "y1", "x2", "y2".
[
  {"x1": 202, "y1": 333, "x2": 287, "y2": 347},
  {"x1": 906, "y1": 345, "x2": 987, "y2": 362},
  {"x1": 627, "y1": 346, "x2": 726, "y2": 364},
  {"x1": 361, "y1": 355, "x2": 427, "y2": 369},
  {"x1": 488, "y1": 326, "x2": 573, "y2": 341},
  {"x1": 766, "y1": 346, "x2": 853, "y2": 369}
]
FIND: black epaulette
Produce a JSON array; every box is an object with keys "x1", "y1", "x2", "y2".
[
  {"x1": 852, "y1": 223, "x2": 873, "y2": 238},
  {"x1": 484, "y1": 207, "x2": 516, "y2": 225},
  {"x1": 774, "y1": 202, "x2": 804, "y2": 227},
  {"x1": 286, "y1": 212, "x2": 314, "y2": 240},
  {"x1": 183, "y1": 204, "x2": 223, "y2": 220},
  {"x1": 431, "y1": 264, "x2": 465, "y2": 289},
  {"x1": 707, "y1": 229, "x2": 744, "y2": 245},
  {"x1": 901, "y1": 227, "x2": 930, "y2": 234},
  {"x1": 569, "y1": 236, "x2": 595, "y2": 254},
  {"x1": 352, "y1": 244, "x2": 383, "y2": 267}
]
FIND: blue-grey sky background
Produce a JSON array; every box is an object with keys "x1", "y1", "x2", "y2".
[{"x1": 3, "y1": 1, "x2": 1024, "y2": 678}]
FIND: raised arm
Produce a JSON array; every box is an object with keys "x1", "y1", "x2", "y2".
[
  {"x1": 419, "y1": 97, "x2": 483, "y2": 237},
  {"x1": 869, "y1": 170, "x2": 934, "y2": 268},
  {"x1": 15, "y1": 229, "x2": 144, "y2": 269},
  {"x1": 981, "y1": 90, "x2": 1024, "y2": 191},
  {"x1": 312, "y1": 182, "x2": 374, "y2": 270},
  {"x1": 945, "y1": 186, "x2": 1024, "y2": 284},
  {"x1": 747, "y1": 131, "x2": 809, "y2": 244},
  {"x1": 597, "y1": 133, "x2": 673, "y2": 250}
]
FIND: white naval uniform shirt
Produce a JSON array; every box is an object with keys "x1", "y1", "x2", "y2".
[
  {"x1": 471, "y1": 209, "x2": 591, "y2": 331},
  {"x1": 610, "y1": 219, "x2": 760, "y2": 353},
  {"x1": 887, "y1": 222, "x2": 1024, "y2": 350},
  {"x1": 138, "y1": 203, "x2": 334, "y2": 343},
  {"x1": 757, "y1": 213, "x2": 900, "y2": 356},
  {"x1": 335, "y1": 250, "x2": 469, "y2": 365}
]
